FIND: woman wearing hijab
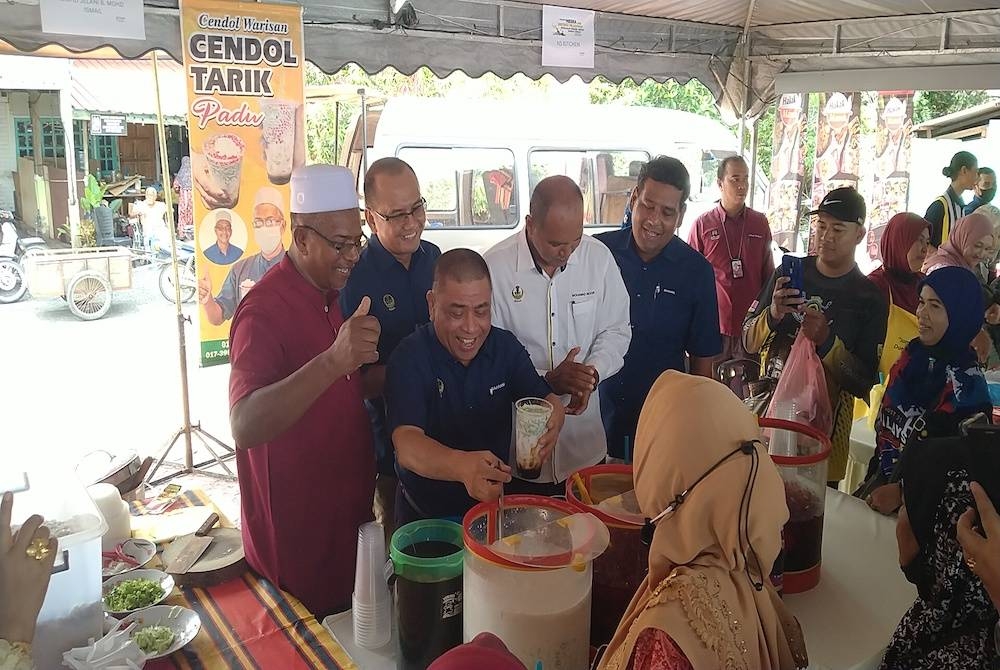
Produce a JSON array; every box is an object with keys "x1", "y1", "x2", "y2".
[
  {"x1": 925, "y1": 151, "x2": 978, "y2": 248},
  {"x1": 857, "y1": 267, "x2": 993, "y2": 515},
  {"x1": 599, "y1": 372, "x2": 807, "y2": 670},
  {"x1": 172, "y1": 156, "x2": 194, "y2": 240},
  {"x1": 922, "y1": 212, "x2": 995, "y2": 274},
  {"x1": 867, "y1": 213, "x2": 931, "y2": 377}
]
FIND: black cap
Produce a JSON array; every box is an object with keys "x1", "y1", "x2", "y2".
[{"x1": 808, "y1": 187, "x2": 866, "y2": 226}]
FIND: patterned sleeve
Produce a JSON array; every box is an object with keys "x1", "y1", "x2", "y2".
[{"x1": 628, "y1": 628, "x2": 693, "y2": 670}]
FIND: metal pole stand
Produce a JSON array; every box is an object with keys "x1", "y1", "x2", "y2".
[{"x1": 144, "y1": 51, "x2": 236, "y2": 488}]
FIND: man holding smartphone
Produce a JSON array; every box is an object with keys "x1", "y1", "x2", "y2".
[{"x1": 743, "y1": 187, "x2": 888, "y2": 486}]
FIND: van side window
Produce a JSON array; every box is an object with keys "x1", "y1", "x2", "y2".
[
  {"x1": 528, "y1": 149, "x2": 649, "y2": 227},
  {"x1": 396, "y1": 147, "x2": 518, "y2": 229}
]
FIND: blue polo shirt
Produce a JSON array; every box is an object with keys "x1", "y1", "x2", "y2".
[
  {"x1": 340, "y1": 235, "x2": 441, "y2": 361},
  {"x1": 595, "y1": 228, "x2": 721, "y2": 458},
  {"x1": 340, "y1": 235, "x2": 441, "y2": 469},
  {"x1": 386, "y1": 323, "x2": 551, "y2": 519}
]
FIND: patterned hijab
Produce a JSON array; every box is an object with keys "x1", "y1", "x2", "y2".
[
  {"x1": 175, "y1": 156, "x2": 192, "y2": 190},
  {"x1": 600, "y1": 372, "x2": 806, "y2": 670}
]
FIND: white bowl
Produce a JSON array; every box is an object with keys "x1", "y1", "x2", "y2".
[
  {"x1": 102, "y1": 539, "x2": 157, "y2": 579},
  {"x1": 102, "y1": 568, "x2": 175, "y2": 615},
  {"x1": 118, "y1": 605, "x2": 201, "y2": 660}
]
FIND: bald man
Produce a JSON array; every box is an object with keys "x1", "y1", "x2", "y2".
[
  {"x1": 485, "y1": 176, "x2": 631, "y2": 494},
  {"x1": 385, "y1": 249, "x2": 564, "y2": 524}
]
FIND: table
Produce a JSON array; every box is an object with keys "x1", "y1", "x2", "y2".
[
  {"x1": 130, "y1": 490, "x2": 356, "y2": 670},
  {"x1": 785, "y1": 490, "x2": 916, "y2": 670},
  {"x1": 844, "y1": 419, "x2": 876, "y2": 494}
]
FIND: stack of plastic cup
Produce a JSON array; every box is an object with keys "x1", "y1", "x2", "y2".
[{"x1": 352, "y1": 521, "x2": 392, "y2": 649}]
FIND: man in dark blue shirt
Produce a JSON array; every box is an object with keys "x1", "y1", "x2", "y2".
[
  {"x1": 340, "y1": 157, "x2": 441, "y2": 534},
  {"x1": 596, "y1": 156, "x2": 722, "y2": 460},
  {"x1": 386, "y1": 249, "x2": 565, "y2": 523}
]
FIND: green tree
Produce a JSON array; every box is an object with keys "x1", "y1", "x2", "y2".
[
  {"x1": 913, "y1": 90, "x2": 990, "y2": 125},
  {"x1": 588, "y1": 77, "x2": 721, "y2": 121}
]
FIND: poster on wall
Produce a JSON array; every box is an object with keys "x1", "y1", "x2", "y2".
[
  {"x1": 866, "y1": 91, "x2": 914, "y2": 263},
  {"x1": 179, "y1": 0, "x2": 305, "y2": 366},
  {"x1": 809, "y1": 91, "x2": 862, "y2": 253},
  {"x1": 767, "y1": 93, "x2": 809, "y2": 251}
]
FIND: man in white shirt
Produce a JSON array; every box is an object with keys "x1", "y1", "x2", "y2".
[
  {"x1": 484, "y1": 175, "x2": 631, "y2": 494},
  {"x1": 134, "y1": 187, "x2": 169, "y2": 252}
]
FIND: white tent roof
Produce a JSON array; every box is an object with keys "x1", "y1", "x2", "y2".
[{"x1": 5, "y1": 0, "x2": 1000, "y2": 117}]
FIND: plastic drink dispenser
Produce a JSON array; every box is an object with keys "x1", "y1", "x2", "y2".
[
  {"x1": 390, "y1": 520, "x2": 465, "y2": 670},
  {"x1": 10, "y1": 462, "x2": 108, "y2": 669},
  {"x1": 761, "y1": 418, "x2": 833, "y2": 594},
  {"x1": 565, "y1": 465, "x2": 648, "y2": 646},
  {"x1": 463, "y1": 496, "x2": 609, "y2": 669}
]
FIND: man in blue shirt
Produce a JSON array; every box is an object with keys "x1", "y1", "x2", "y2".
[
  {"x1": 203, "y1": 210, "x2": 244, "y2": 265},
  {"x1": 340, "y1": 157, "x2": 441, "y2": 534},
  {"x1": 386, "y1": 249, "x2": 565, "y2": 523},
  {"x1": 596, "y1": 156, "x2": 722, "y2": 460}
]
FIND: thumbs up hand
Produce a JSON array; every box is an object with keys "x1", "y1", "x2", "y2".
[{"x1": 327, "y1": 296, "x2": 382, "y2": 379}]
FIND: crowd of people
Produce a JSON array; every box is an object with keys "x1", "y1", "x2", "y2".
[{"x1": 4, "y1": 147, "x2": 1000, "y2": 669}]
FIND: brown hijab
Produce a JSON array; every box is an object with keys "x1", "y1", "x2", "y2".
[{"x1": 599, "y1": 372, "x2": 806, "y2": 670}]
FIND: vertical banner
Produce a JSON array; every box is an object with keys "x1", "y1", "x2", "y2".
[
  {"x1": 809, "y1": 92, "x2": 861, "y2": 253},
  {"x1": 180, "y1": 0, "x2": 305, "y2": 366},
  {"x1": 867, "y1": 92, "x2": 914, "y2": 263},
  {"x1": 767, "y1": 93, "x2": 809, "y2": 251}
]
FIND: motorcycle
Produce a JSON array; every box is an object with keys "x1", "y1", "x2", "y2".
[
  {"x1": 0, "y1": 210, "x2": 47, "y2": 304},
  {"x1": 156, "y1": 241, "x2": 197, "y2": 304}
]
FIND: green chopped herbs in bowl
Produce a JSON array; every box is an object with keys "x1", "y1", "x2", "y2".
[
  {"x1": 104, "y1": 578, "x2": 165, "y2": 612},
  {"x1": 134, "y1": 625, "x2": 175, "y2": 654}
]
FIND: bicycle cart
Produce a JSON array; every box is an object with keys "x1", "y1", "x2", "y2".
[{"x1": 22, "y1": 246, "x2": 133, "y2": 320}]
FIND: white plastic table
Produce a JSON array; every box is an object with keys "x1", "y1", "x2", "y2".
[
  {"x1": 785, "y1": 490, "x2": 916, "y2": 670},
  {"x1": 844, "y1": 419, "x2": 877, "y2": 494}
]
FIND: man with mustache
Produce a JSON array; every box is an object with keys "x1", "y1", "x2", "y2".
[{"x1": 229, "y1": 165, "x2": 380, "y2": 617}]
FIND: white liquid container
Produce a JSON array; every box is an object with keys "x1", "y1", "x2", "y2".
[
  {"x1": 87, "y1": 483, "x2": 131, "y2": 551},
  {"x1": 10, "y1": 461, "x2": 107, "y2": 670},
  {"x1": 463, "y1": 497, "x2": 593, "y2": 670}
]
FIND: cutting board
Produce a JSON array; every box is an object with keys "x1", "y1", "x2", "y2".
[
  {"x1": 161, "y1": 527, "x2": 246, "y2": 587},
  {"x1": 131, "y1": 507, "x2": 216, "y2": 545}
]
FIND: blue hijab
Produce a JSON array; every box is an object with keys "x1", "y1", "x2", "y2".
[{"x1": 888, "y1": 266, "x2": 989, "y2": 410}]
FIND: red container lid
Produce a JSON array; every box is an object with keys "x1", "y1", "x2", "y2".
[
  {"x1": 565, "y1": 464, "x2": 643, "y2": 529},
  {"x1": 759, "y1": 418, "x2": 833, "y2": 466}
]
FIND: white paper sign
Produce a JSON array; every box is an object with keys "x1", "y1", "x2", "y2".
[
  {"x1": 40, "y1": 0, "x2": 146, "y2": 40},
  {"x1": 542, "y1": 5, "x2": 595, "y2": 69}
]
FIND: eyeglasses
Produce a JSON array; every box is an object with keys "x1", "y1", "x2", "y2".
[
  {"x1": 369, "y1": 197, "x2": 427, "y2": 225},
  {"x1": 297, "y1": 225, "x2": 368, "y2": 255},
  {"x1": 252, "y1": 217, "x2": 284, "y2": 229}
]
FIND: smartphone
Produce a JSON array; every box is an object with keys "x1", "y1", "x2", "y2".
[{"x1": 780, "y1": 255, "x2": 804, "y2": 297}]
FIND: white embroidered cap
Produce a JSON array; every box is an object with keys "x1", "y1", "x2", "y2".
[{"x1": 290, "y1": 164, "x2": 359, "y2": 214}]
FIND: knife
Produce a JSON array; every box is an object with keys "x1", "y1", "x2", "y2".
[{"x1": 164, "y1": 512, "x2": 219, "y2": 575}]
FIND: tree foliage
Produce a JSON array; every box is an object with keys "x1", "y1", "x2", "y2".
[
  {"x1": 913, "y1": 90, "x2": 990, "y2": 125},
  {"x1": 588, "y1": 77, "x2": 721, "y2": 121}
]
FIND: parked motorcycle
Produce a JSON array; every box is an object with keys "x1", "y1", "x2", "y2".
[
  {"x1": 0, "y1": 210, "x2": 47, "y2": 304},
  {"x1": 156, "y1": 241, "x2": 197, "y2": 304}
]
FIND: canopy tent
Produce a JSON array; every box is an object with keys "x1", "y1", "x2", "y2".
[{"x1": 6, "y1": 0, "x2": 1000, "y2": 121}]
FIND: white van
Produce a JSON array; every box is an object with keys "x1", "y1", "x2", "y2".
[{"x1": 341, "y1": 97, "x2": 765, "y2": 254}]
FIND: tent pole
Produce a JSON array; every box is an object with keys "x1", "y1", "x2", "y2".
[
  {"x1": 145, "y1": 50, "x2": 236, "y2": 486},
  {"x1": 749, "y1": 116, "x2": 759, "y2": 208},
  {"x1": 359, "y1": 87, "x2": 369, "y2": 178}
]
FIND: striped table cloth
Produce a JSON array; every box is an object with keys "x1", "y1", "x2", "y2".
[{"x1": 131, "y1": 489, "x2": 356, "y2": 669}]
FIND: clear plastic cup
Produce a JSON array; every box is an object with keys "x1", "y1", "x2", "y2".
[
  {"x1": 515, "y1": 398, "x2": 553, "y2": 479},
  {"x1": 353, "y1": 521, "x2": 391, "y2": 649}
]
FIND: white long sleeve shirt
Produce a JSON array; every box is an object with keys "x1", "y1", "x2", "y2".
[{"x1": 484, "y1": 231, "x2": 631, "y2": 482}]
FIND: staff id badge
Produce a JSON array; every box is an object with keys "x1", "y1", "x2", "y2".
[{"x1": 731, "y1": 259, "x2": 744, "y2": 279}]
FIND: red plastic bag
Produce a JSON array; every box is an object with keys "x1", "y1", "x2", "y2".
[{"x1": 764, "y1": 331, "x2": 833, "y2": 437}]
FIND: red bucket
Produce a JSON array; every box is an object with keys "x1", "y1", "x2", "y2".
[{"x1": 760, "y1": 418, "x2": 832, "y2": 594}]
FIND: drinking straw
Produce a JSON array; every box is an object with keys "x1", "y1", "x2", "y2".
[{"x1": 572, "y1": 472, "x2": 593, "y2": 505}]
